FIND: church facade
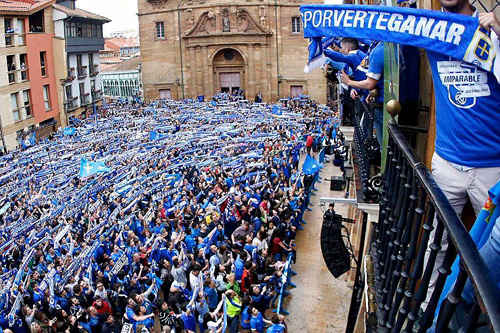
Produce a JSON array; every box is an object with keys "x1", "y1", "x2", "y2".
[{"x1": 138, "y1": 0, "x2": 327, "y2": 103}]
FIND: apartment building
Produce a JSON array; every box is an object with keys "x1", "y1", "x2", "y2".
[
  {"x1": 0, "y1": 0, "x2": 60, "y2": 152},
  {"x1": 52, "y1": 0, "x2": 110, "y2": 123}
]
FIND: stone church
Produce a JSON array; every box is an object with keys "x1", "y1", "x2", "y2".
[{"x1": 138, "y1": 0, "x2": 327, "y2": 103}]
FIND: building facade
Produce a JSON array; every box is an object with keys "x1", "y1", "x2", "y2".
[
  {"x1": 100, "y1": 55, "x2": 142, "y2": 101},
  {"x1": 52, "y1": 0, "x2": 109, "y2": 123},
  {"x1": 138, "y1": 0, "x2": 326, "y2": 103},
  {"x1": 0, "y1": 0, "x2": 62, "y2": 152}
]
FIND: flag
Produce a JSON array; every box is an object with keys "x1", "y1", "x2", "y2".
[
  {"x1": 435, "y1": 179, "x2": 500, "y2": 317},
  {"x1": 79, "y1": 158, "x2": 111, "y2": 178},
  {"x1": 271, "y1": 105, "x2": 282, "y2": 115},
  {"x1": 304, "y1": 37, "x2": 327, "y2": 73},
  {"x1": 302, "y1": 154, "x2": 320, "y2": 175},
  {"x1": 63, "y1": 127, "x2": 76, "y2": 136},
  {"x1": 29, "y1": 132, "x2": 36, "y2": 146},
  {"x1": 300, "y1": 5, "x2": 500, "y2": 82}
]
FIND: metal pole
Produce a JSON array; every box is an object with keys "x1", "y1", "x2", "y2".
[{"x1": 345, "y1": 211, "x2": 368, "y2": 333}]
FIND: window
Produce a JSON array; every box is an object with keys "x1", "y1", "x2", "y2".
[
  {"x1": 29, "y1": 10, "x2": 44, "y2": 33},
  {"x1": 5, "y1": 18, "x2": 14, "y2": 46},
  {"x1": 40, "y1": 51, "x2": 47, "y2": 77},
  {"x1": 76, "y1": 23, "x2": 82, "y2": 37},
  {"x1": 71, "y1": 22, "x2": 76, "y2": 37},
  {"x1": 155, "y1": 22, "x2": 165, "y2": 39},
  {"x1": 20, "y1": 54, "x2": 28, "y2": 81},
  {"x1": 77, "y1": 54, "x2": 82, "y2": 69},
  {"x1": 65, "y1": 22, "x2": 71, "y2": 37},
  {"x1": 88, "y1": 53, "x2": 94, "y2": 73},
  {"x1": 43, "y1": 85, "x2": 51, "y2": 111},
  {"x1": 7, "y1": 55, "x2": 16, "y2": 83},
  {"x1": 11, "y1": 93, "x2": 19, "y2": 121},
  {"x1": 292, "y1": 16, "x2": 301, "y2": 33},
  {"x1": 22, "y1": 90, "x2": 31, "y2": 117}
]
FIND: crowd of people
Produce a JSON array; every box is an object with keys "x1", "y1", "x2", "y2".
[{"x1": 0, "y1": 97, "x2": 339, "y2": 333}]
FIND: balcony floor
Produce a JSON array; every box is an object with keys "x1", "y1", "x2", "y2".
[{"x1": 284, "y1": 154, "x2": 352, "y2": 333}]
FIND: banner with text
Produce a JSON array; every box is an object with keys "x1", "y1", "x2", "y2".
[{"x1": 300, "y1": 5, "x2": 499, "y2": 82}]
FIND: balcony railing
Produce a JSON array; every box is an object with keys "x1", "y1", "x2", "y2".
[
  {"x1": 8, "y1": 70, "x2": 16, "y2": 84},
  {"x1": 352, "y1": 99, "x2": 381, "y2": 202},
  {"x1": 5, "y1": 32, "x2": 14, "y2": 47},
  {"x1": 365, "y1": 122, "x2": 500, "y2": 332},
  {"x1": 65, "y1": 68, "x2": 76, "y2": 82},
  {"x1": 90, "y1": 64, "x2": 99, "y2": 77},
  {"x1": 80, "y1": 94, "x2": 90, "y2": 106},
  {"x1": 77, "y1": 66, "x2": 88, "y2": 79},
  {"x1": 64, "y1": 99, "x2": 78, "y2": 112},
  {"x1": 92, "y1": 90, "x2": 102, "y2": 102}
]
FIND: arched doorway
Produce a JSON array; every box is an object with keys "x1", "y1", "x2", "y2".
[{"x1": 212, "y1": 48, "x2": 245, "y2": 95}]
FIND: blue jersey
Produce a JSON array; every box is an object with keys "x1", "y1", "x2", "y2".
[
  {"x1": 250, "y1": 312, "x2": 264, "y2": 332},
  {"x1": 427, "y1": 47, "x2": 500, "y2": 167},
  {"x1": 241, "y1": 307, "x2": 251, "y2": 329},
  {"x1": 266, "y1": 323, "x2": 285, "y2": 333},
  {"x1": 366, "y1": 42, "x2": 384, "y2": 104}
]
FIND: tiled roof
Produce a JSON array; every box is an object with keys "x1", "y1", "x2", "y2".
[
  {"x1": 105, "y1": 37, "x2": 139, "y2": 50},
  {"x1": 0, "y1": 0, "x2": 53, "y2": 13},
  {"x1": 53, "y1": 3, "x2": 111, "y2": 22},
  {"x1": 104, "y1": 55, "x2": 141, "y2": 72}
]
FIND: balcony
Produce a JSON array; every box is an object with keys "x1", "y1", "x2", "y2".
[
  {"x1": 65, "y1": 68, "x2": 76, "y2": 83},
  {"x1": 351, "y1": 99, "x2": 381, "y2": 203},
  {"x1": 90, "y1": 64, "x2": 99, "y2": 77},
  {"x1": 20, "y1": 67, "x2": 28, "y2": 81},
  {"x1": 80, "y1": 94, "x2": 90, "y2": 106},
  {"x1": 64, "y1": 98, "x2": 79, "y2": 112},
  {"x1": 8, "y1": 70, "x2": 17, "y2": 84},
  {"x1": 77, "y1": 66, "x2": 88, "y2": 80},
  {"x1": 347, "y1": 121, "x2": 500, "y2": 332},
  {"x1": 92, "y1": 89, "x2": 102, "y2": 102},
  {"x1": 5, "y1": 33, "x2": 14, "y2": 47}
]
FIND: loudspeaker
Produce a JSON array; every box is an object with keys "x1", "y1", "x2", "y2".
[
  {"x1": 321, "y1": 213, "x2": 351, "y2": 278},
  {"x1": 330, "y1": 176, "x2": 346, "y2": 191}
]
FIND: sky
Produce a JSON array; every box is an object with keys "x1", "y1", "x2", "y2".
[{"x1": 76, "y1": 0, "x2": 139, "y2": 36}]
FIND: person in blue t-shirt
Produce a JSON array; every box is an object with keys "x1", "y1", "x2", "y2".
[
  {"x1": 420, "y1": 0, "x2": 500, "y2": 314},
  {"x1": 249, "y1": 306, "x2": 272, "y2": 333},
  {"x1": 266, "y1": 314, "x2": 286, "y2": 333},
  {"x1": 341, "y1": 41, "x2": 385, "y2": 147}
]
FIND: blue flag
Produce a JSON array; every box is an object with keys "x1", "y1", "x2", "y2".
[
  {"x1": 300, "y1": 5, "x2": 500, "y2": 82},
  {"x1": 302, "y1": 154, "x2": 320, "y2": 175},
  {"x1": 435, "y1": 179, "x2": 500, "y2": 317},
  {"x1": 271, "y1": 104, "x2": 282, "y2": 115},
  {"x1": 63, "y1": 127, "x2": 76, "y2": 136},
  {"x1": 79, "y1": 158, "x2": 111, "y2": 178},
  {"x1": 304, "y1": 37, "x2": 326, "y2": 73}
]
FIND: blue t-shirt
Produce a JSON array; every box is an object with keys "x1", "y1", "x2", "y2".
[
  {"x1": 125, "y1": 307, "x2": 136, "y2": 323},
  {"x1": 241, "y1": 307, "x2": 251, "y2": 329},
  {"x1": 266, "y1": 323, "x2": 285, "y2": 333},
  {"x1": 366, "y1": 42, "x2": 384, "y2": 104},
  {"x1": 250, "y1": 312, "x2": 264, "y2": 332},
  {"x1": 427, "y1": 49, "x2": 500, "y2": 167},
  {"x1": 181, "y1": 312, "x2": 197, "y2": 332}
]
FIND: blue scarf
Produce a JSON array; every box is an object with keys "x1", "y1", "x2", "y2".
[{"x1": 300, "y1": 5, "x2": 499, "y2": 82}]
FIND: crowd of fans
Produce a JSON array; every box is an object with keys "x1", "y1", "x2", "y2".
[{"x1": 0, "y1": 97, "x2": 338, "y2": 333}]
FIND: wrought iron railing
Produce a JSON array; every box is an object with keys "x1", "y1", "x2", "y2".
[
  {"x1": 370, "y1": 122, "x2": 500, "y2": 332},
  {"x1": 352, "y1": 99, "x2": 380, "y2": 202}
]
